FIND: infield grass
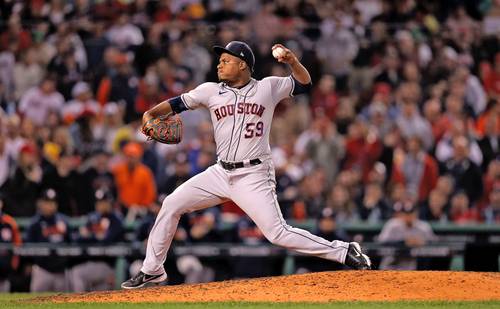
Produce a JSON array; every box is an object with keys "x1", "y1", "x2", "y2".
[{"x1": 1, "y1": 293, "x2": 499, "y2": 308}]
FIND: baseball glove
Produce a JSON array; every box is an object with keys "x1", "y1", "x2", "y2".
[{"x1": 141, "y1": 114, "x2": 183, "y2": 144}]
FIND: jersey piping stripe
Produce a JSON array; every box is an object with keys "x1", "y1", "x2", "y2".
[
  {"x1": 232, "y1": 82, "x2": 256, "y2": 161},
  {"x1": 225, "y1": 87, "x2": 239, "y2": 161},
  {"x1": 265, "y1": 162, "x2": 348, "y2": 251},
  {"x1": 179, "y1": 94, "x2": 193, "y2": 110},
  {"x1": 288, "y1": 75, "x2": 295, "y2": 98}
]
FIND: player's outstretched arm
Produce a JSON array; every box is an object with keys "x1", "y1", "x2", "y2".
[
  {"x1": 143, "y1": 100, "x2": 173, "y2": 124},
  {"x1": 272, "y1": 44, "x2": 311, "y2": 85}
]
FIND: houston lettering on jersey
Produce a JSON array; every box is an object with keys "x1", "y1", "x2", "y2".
[{"x1": 214, "y1": 102, "x2": 265, "y2": 121}]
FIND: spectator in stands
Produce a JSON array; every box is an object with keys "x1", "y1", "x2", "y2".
[
  {"x1": 435, "y1": 175, "x2": 455, "y2": 200},
  {"x1": 18, "y1": 75, "x2": 65, "y2": 126},
  {"x1": 62, "y1": 82, "x2": 100, "y2": 124},
  {"x1": 342, "y1": 118, "x2": 383, "y2": 182},
  {"x1": 378, "y1": 201, "x2": 436, "y2": 270},
  {"x1": 71, "y1": 190, "x2": 123, "y2": 292},
  {"x1": 80, "y1": 149, "x2": 116, "y2": 215},
  {"x1": 391, "y1": 136, "x2": 439, "y2": 202},
  {"x1": 3, "y1": 142, "x2": 42, "y2": 217},
  {"x1": 442, "y1": 136, "x2": 484, "y2": 203},
  {"x1": 445, "y1": 5, "x2": 479, "y2": 52},
  {"x1": 0, "y1": 15, "x2": 32, "y2": 55},
  {"x1": 453, "y1": 66, "x2": 487, "y2": 118},
  {"x1": 297, "y1": 168, "x2": 328, "y2": 219},
  {"x1": 355, "y1": 181, "x2": 390, "y2": 222},
  {"x1": 439, "y1": 94, "x2": 466, "y2": 131},
  {"x1": 83, "y1": 19, "x2": 111, "y2": 74},
  {"x1": 334, "y1": 97, "x2": 356, "y2": 135},
  {"x1": 46, "y1": 22, "x2": 87, "y2": 71},
  {"x1": 395, "y1": 83, "x2": 433, "y2": 150},
  {"x1": 310, "y1": 74, "x2": 338, "y2": 120},
  {"x1": 317, "y1": 18, "x2": 359, "y2": 93},
  {"x1": 478, "y1": 160, "x2": 500, "y2": 211},
  {"x1": 41, "y1": 151, "x2": 81, "y2": 216},
  {"x1": 96, "y1": 56, "x2": 139, "y2": 122},
  {"x1": 0, "y1": 193, "x2": 22, "y2": 292},
  {"x1": 482, "y1": 53, "x2": 500, "y2": 99},
  {"x1": 478, "y1": 112, "x2": 499, "y2": 171},
  {"x1": 13, "y1": 47, "x2": 44, "y2": 101},
  {"x1": 134, "y1": 68, "x2": 168, "y2": 115},
  {"x1": 483, "y1": 0, "x2": 500, "y2": 36},
  {"x1": 483, "y1": 185, "x2": 500, "y2": 224},
  {"x1": 26, "y1": 188, "x2": 71, "y2": 292},
  {"x1": 374, "y1": 50, "x2": 401, "y2": 89},
  {"x1": 449, "y1": 191, "x2": 480, "y2": 224},
  {"x1": 0, "y1": 132, "x2": 13, "y2": 192},
  {"x1": 315, "y1": 207, "x2": 348, "y2": 242},
  {"x1": 305, "y1": 115, "x2": 345, "y2": 186},
  {"x1": 91, "y1": 102, "x2": 124, "y2": 154},
  {"x1": 105, "y1": 11, "x2": 144, "y2": 50},
  {"x1": 187, "y1": 207, "x2": 221, "y2": 244},
  {"x1": 181, "y1": 31, "x2": 212, "y2": 85},
  {"x1": 113, "y1": 141, "x2": 156, "y2": 220},
  {"x1": 327, "y1": 182, "x2": 356, "y2": 222},
  {"x1": 475, "y1": 99, "x2": 499, "y2": 139},
  {"x1": 365, "y1": 101, "x2": 394, "y2": 141},
  {"x1": 47, "y1": 42, "x2": 83, "y2": 100},
  {"x1": 189, "y1": 148, "x2": 216, "y2": 177},
  {"x1": 419, "y1": 189, "x2": 449, "y2": 223},
  {"x1": 423, "y1": 98, "x2": 447, "y2": 143},
  {"x1": 159, "y1": 152, "x2": 192, "y2": 195}
]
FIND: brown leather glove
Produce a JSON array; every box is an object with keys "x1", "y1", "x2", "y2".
[{"x1": 141, "y1": 114, "x2": 183, "y2": 144}]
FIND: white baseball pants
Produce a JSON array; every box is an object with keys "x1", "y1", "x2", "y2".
[{"x1": 141, "y1": 160, "x2": 349, "y2": 276}]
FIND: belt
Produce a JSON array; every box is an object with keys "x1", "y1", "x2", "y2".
[{"x1": 219, "y1": 159, "x2": 262, "y2": 170}]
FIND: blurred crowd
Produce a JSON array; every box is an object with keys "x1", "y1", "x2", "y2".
[{"x1": 0, "y1": 0, "x2": 500, "y2": 289}]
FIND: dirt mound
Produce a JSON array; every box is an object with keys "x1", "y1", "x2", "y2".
[{"x1": 46, "y1": 271, "x2": 500, "y2": 303}]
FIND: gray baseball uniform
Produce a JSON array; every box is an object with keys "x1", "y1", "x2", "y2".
[{"x1": 141, "y1": 76, "x2": 350, "y2": 276}]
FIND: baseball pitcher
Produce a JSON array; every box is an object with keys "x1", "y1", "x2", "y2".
[{"x1": 122, "y1": 41, "x2": 371, "y2": 289}]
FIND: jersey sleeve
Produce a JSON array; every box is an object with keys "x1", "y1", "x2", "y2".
[
  {"x1": 180, "y1": 82, "x2": 214, "y2": 110},
  {"x1": 264, "y1": 76, "x2": 295, "y2": 104}
]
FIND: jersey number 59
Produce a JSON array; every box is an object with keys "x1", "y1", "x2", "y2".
[{"x1": 244, "y1": 121, "x2": 264, "y2": 138}]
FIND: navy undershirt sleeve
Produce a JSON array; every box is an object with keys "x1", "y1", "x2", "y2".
[
  {"x1": 291, "y1": 76, "x2": 312, "y2": 96},
  {"x1": 169, "y1": 96, "x2": 189, "y2": 114}
]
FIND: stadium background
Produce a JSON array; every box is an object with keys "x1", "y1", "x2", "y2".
[{"x1": 0, "y1": 0, "x2": 498, "y2": 292}]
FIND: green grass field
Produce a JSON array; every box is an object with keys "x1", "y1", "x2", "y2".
[{"x1": 2, "y1": 294, "x2": 500, "y2": 309}]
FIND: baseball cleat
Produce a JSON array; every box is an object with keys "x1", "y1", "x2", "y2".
[
  {"x1": 344, "y1": 242, "x2": 372, "y2": 270},
  {"x1": 121, "y1": 271, "x2": 167, "y2": 289}
]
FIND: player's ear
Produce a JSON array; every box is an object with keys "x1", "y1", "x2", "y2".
[{"x1": 239, "y1": 61, "x2": 247, "y2": 72}]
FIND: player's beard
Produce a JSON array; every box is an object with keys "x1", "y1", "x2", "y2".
[
  {"x1": 217, "y1": 72, "x2": 228, "y2": 83},
  {"x1": 218, "y1": 76, "x2": 233, "y2": 85}
]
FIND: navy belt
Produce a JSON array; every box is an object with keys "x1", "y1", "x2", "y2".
[{"x1": 220, "y1": 159, "x2": 262, "y2": 170}]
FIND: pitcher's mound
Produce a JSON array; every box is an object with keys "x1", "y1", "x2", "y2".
[{"x1": 49, "y1": 271, "x2": 500, "y2": 303}]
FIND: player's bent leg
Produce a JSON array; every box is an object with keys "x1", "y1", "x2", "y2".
[
  {"x1": 122, "y1": 165, "x2": 229, "y2": 289},
  {"x1": 230, "y1": 162, "x2": 371, "y2": 270}
]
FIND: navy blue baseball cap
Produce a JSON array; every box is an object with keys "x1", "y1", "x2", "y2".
[
  {"x1": 95, "y1": 189, "x2": 114, "y2": 202},
  {"x1": 40, "y1": 188, "x2": 57, "y2": 201},
  {"x1": 213, "y1": 41, "x2": 255, "y2": 72}
]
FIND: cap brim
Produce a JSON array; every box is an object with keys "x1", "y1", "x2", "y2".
[
  {"x1": 213, "y1": 46, "x2": 254, "y2": 72},
  {"x1": 213, "y1": 46, "x2": 243, "y2": 60}
]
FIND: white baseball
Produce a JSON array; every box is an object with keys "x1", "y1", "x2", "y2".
[{"x1": 272, "y1": 47, "x2": 286, "y2": 59}]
